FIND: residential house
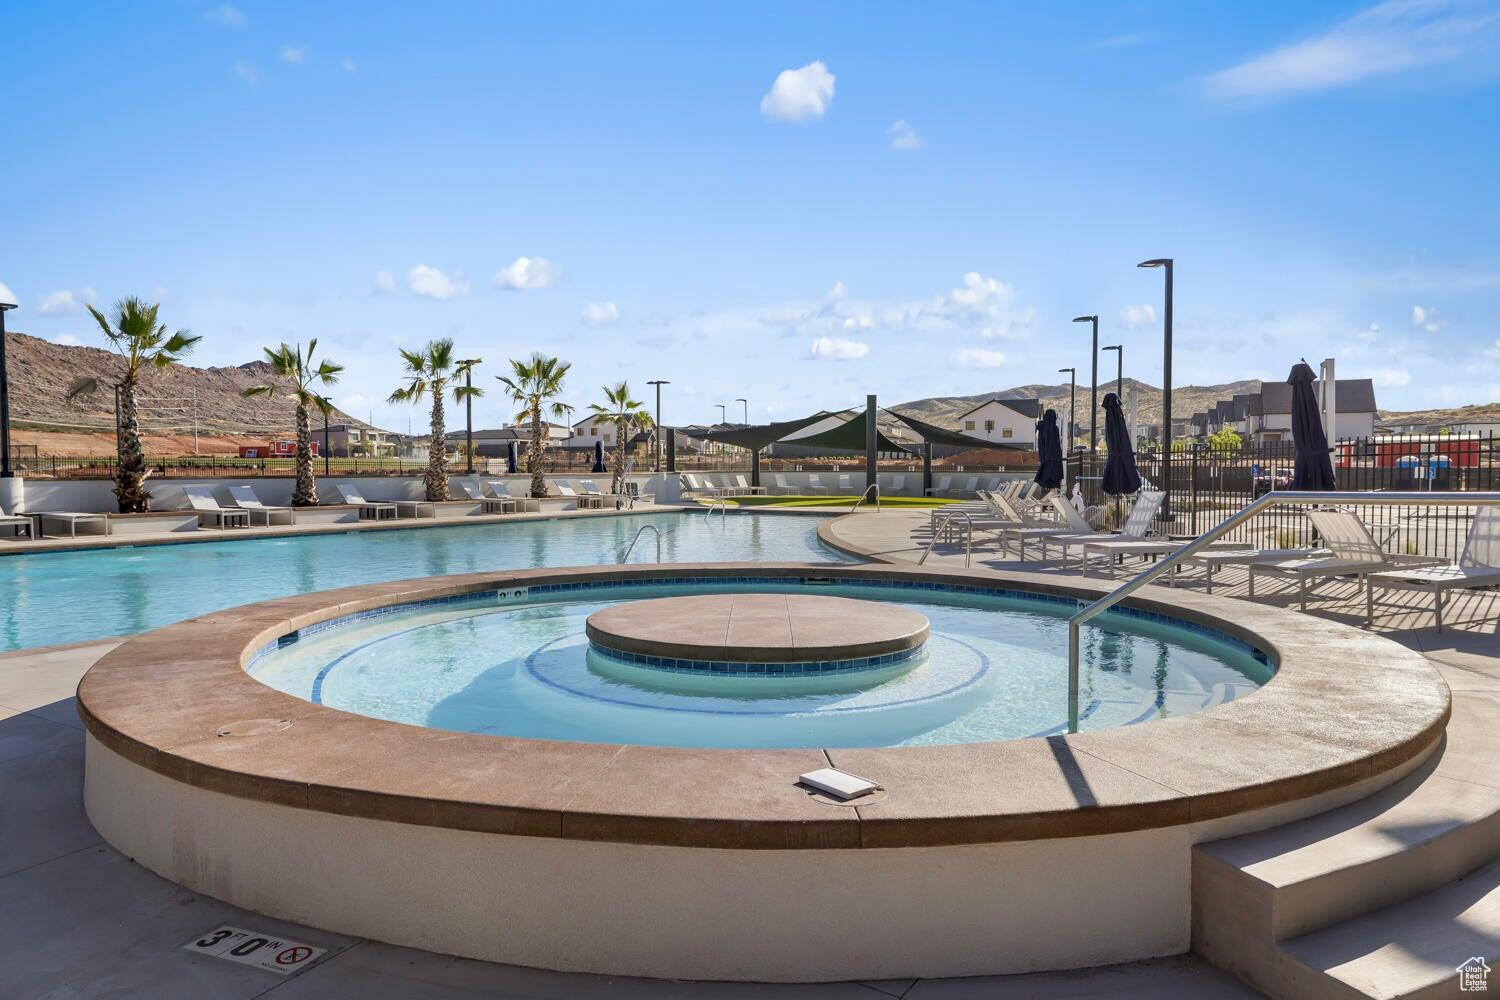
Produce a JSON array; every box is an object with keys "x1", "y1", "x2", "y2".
[
  {"x1": 323, "y1": 422, "x2": 396, "y2": 457},
  {"x1": 951, "y1": 398, "x2": 1041, "y2": 447},
  {"x1": 1247, "y1": 379, "x2": 1377, "y2": 443}
]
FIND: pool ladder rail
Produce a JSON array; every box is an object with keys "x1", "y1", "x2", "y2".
[
  {"x1": 917, "y1": 509, "x2": 972, "y2": 568},
  {"x1": 849, "y1": 484, "x2": 880, "y2": 513},
  {"x1": 619, "y1": 523, "x2": 663, "y2": 563},
  {"x1": 704, "y1": 498, "x2": 729, "y2": 519}
]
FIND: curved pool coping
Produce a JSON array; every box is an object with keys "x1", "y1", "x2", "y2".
[{"x1": 77, "y1": 559, "x2": 1449, "y2": 851}]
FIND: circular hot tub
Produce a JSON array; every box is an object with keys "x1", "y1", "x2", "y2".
[{"x1": 77, "y1": 561, "x2": 1449, "y2": 982}]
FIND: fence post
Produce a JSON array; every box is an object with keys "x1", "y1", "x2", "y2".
[{"x1": 1189, "y1": 445, "x2": 1199, "y2": 535}]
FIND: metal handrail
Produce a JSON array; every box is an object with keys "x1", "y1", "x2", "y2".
[
  {"x1": 1065, "y1": 490, "x2": 1500, "y2": 734},
  {"x1": 620, "y1": 523, "x2": 662, "y2": 563},
  {"x1": 918, "y1": 509, "x2": 973, "y2": 567},
  {"x1": 850, "y1": 483, "x2": 881, "y2": 513},
  {"x1": 705, "y1": 498, "x2": 728, "y2": 519}
]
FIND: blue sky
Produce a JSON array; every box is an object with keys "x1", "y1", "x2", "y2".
[{"x1": 3, "y1": 0, "x2": 1498, "y2": 430}]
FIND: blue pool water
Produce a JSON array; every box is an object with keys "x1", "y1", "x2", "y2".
[
  {"x1": 250, "y1": 579, "x2": 1273, "y2": 747},
  {"x1": 0, "y1": 512, "x2": 839, "y2": 653}
]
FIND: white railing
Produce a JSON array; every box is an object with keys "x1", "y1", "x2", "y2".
[
  {"x1": 918, "y1": 509, "x2": 973, "y2": 567},
  {"x1": 619, "y1": 523, "x2": 663, "y2": 563},
  {"x1": 850, "y1": 483, "x2": 880, "y2": 513},
  {"x1": 1065, "y1": 490, "x2": 1500, "y2": 734}
]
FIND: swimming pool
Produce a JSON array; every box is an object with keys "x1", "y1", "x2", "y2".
[
  {"x1": 0, "y1": 512, "x2": 840, "y2": 653},
  {"x1": 248, "y1": 577, "x2": 1272, "y2": 747}
]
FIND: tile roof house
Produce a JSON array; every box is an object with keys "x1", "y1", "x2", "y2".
[{"x1": 951, "y1": 398, "x2": 1042, "y2": 447}]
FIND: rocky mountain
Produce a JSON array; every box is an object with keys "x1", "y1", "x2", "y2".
[
  {"x1": 3, "y1": 331, "x2": 379, "y2": 437},
  {"x1": 893, "y1": 378, "x2": 1264, "y2": 437}
]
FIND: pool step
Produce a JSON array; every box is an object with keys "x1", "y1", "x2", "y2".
[{"x1": 1192, "y1": 691, "x2": 1500, "y2": 998}]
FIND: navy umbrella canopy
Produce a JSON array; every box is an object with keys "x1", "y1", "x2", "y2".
[
  {"x1": 1288, "y1": 361, "x2": 1336, "y2": 491},
  {"x1": 1033, "y1": 409, "x2": 1064, "y2": 492},
  {"x1": 591, "y1": 440, "x2": 607, "y2": 473},
  {"x1": 1100, "y1": 392, "x2": 1142, "y2": 496},
  {"x1": 506, "y1": 441, "x2": 518, "y2": 474}
]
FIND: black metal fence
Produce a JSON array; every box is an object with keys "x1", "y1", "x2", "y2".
[{"x1": 1068, "y1": 432, "x2": 1500, "y2": 561}]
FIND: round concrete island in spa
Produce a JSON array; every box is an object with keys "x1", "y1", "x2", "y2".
[{"x1": 584, "y1": 592, "x2": 929, "y2": 674}]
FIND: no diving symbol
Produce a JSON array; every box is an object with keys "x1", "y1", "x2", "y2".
[{"x1": 277, "y1": 946, "x2": 314, "y2": 966}]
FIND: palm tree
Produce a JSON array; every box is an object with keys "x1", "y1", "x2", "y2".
[
  {"x1": 241, "y1": 341, "x2": 343, "y2": 507},
  {"x1": 66, "y1": 298, "x2": 200, "y2": 512},
  {"x1": 587, "y1": 382, "x2": 654, "y2": 496},
  {"x1": 497, "y1": 354, "x2": 572, "y2": 499},
  {"x1": 387, "y1": 339, "x2": 480, "y2": 502}
]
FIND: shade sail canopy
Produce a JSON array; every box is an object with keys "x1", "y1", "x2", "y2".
[
  {"x1": 1101, "y1": 393, "x2": 1142, "y2": 496},
  {"x1": 784, "y1": 409, "x2": 914, "y2": 454},
  {"x1": 1033, "y1": 409, "x2": 1064, "y2": 491},
  {"x1": 885, "y1": 409, "x2": 1030, "y2": 452},
  {"x1": 1288, "y1": 362, "x2": 1336, "y2": 490},
  {"x1": 695, "y1": 411, "x2": 831, "y2": 451}
]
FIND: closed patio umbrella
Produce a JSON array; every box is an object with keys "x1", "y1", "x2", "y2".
[
  {"x1": 506, "y1": 441, "x2": 518, "y2": 473},
  {"x1": 1033, "y1": 409, "x2": 1064, "y2": 492},
  {"x1": 592, "y1": 440, "x2": 607, "y2": 473},
  {"x1": 1288, "y1": 361, "x2": 1336, "y2": 491},
  {"x1": 1100, "y1": 392, "x2": 1141, "y2": 496}
]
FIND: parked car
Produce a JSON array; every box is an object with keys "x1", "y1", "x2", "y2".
[{"x1": 1252, "y1": 467, "x2": 1293, "y2": 497}]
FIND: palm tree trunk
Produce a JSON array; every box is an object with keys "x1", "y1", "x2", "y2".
[
  {"x1": 293, "y1": 402, "x2": 317, "y2": 506},
  {"x1": 115, "y1": 375, "x2": 150, "y2": 513},
  {"x1": 529, "y1": 402, "x2": 547, "y2": 499},
  {"x1": 613, "y1": 424, "x2": 626, "y2": 496},
  {"x1": 426, "y1": 393, "x2": 448, "y2": 501}
]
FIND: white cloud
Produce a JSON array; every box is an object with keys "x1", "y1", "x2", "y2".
[
  {"x1": 281, "y1": 46, "x2": 306, "y2": 64},
  {"x1": 1203, "y1": 0, "x2": 1500, "y2": 103},
  {"x1": 373, "y1": 270, "x2": 396, "y2": 293},
  {"x1": 1119, "y1": 303, "x2": 1157, "y2": 329},
  {"x1": 340, "y1": 56, "x2": 357, "y2": 74},
  {"x1": 53, "y1": 333, "x2": 81, "y2": 346},
  {"x1": 809, "y1": 336, "x2": 868, "y2": 361},
  {"x1": 827, "y1": 281, "x2": 847, "y2": 301},
  {"x1": 887, "y1": 120, "x2": 922, "y2": 151},
  {"x1": 952, "y1": 347, "x2": 1007, "y2": 369},
  {"x1": 406, "y1": 264, "x2": 470, "y2": 300},
  {"x1": 38, "y1": 289, "x2": 96, "y2": 315},
  {"x1": 760, "y1": 61, "x2": 835, "y2": 122},
  {"x1": 493, "y1": 256, "x2": 560, "y2": 290},
  {"x1": 938, "y1": 272, "x2": 1024, "y2": 326},
  {"x1": 0, "y1": 283, "x2": 17, "y2": 307},
  {"x1": 1371, "y1": 368, "x2": 1413, "y2": 387},
  {"x1": 233, "y1": 60, "x2": 258, "y2": 85},
  {"x1": 1412, "y1": 304, "x2": 1446, "y2": 332},
  {"x1": 582, "y1": 301, "x2": 621, "y2": 327},
  {"x1": 205, "y1": 4, "x2": 246, "y2": 29}
]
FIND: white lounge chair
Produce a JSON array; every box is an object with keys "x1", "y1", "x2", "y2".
[
  {"x1": 1079, "y1": 492, "x2": 1258, "y2": 578},
  {"x1": 1247, "y1": 509, "x2": 1443, "y2": 611},
  {"x1": 460, "y1": 481, "x2": 513, "y2": 514},
  {"x1": 335, "y1": 482, "x2": 397, "y2": 520},
  {"x1": 0, "y1": 503, "x2": 33, "y2": 539},
  {"x1": 182, "y1": 485, "x2": 250, "y2": 529},
  {"x1": 995, "y1": 495, "x2": 1103, "y2": 559},
  {"x1": 580, "y1": 479, "x2": 620, "y2": 507},
  {"x1": 773, "y1": 473, "x2": 799, "y2": 496},
  {"x1": 21, "y1": 509, "x2": 108, "y2": 538},
  {"x1": 886, "y1": 474, "x2": 906, "y2": 497},
  {"x1": 836, "y1": 474, "x2": 854, "y2": 495},
  {"x1": 1366, "y1": 507, "x2": 1500, "y2": 629},
  {"x1": 733, "y1": 475, "x2": 766, "y2": 496},
  {"x1": 805, "y1": 474, "x2": 829, "y2": 496},
  {"x1": 925, "y1": 475, "x2": 952, "y2": 497},
  {"x1": 487, "y1": 481, "x2": 540, "y2": 512},
  {"x1": 555, "y1": 481, "x2": 604, "y2": 509},
  {"x1": 1050, "y1": 491, "x2": 1165, "y2": 566},
  {"x1": 949, "y1": 476, "x2": 980, "y2": 498},
  {"x1": 226, "y1": 485, "x2": 295, "y2": 525}
]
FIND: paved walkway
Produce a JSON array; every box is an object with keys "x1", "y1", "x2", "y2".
[{"x1": 0, "y1": 639, "x2": 1255, "y2": 998}]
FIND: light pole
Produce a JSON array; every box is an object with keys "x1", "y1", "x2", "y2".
[
  {"x1": 715, "y1": 404, "x2": 726, "y2": 425},
  {"x1": 1057, "y1": 367, "x2": 1076, "y2": 449},
  {"x1": 647, "y1": 380, "x2": 669, "y2": 472},
  {"x1": 1102, "y1": 345, "x2": 1122, "y2": 398},
  {"x1": 322, "y1": 406, "x2": 330, "y2": 476},
  {"x1": 1072, "y1": 315, "x2": 1100, "y2": 453},
  {"x1": 1138, "y1": 258, "x2": 1174, "y2": 518},
  {"x1": 736, "y1": 397, "x2": 748, "y2": 425},
  {"x1": 0, "y1": 297, "x2": 15, "y2": 478},
  {"x1": 458, "y1": 359, "x2": 481, "y2": 475}
]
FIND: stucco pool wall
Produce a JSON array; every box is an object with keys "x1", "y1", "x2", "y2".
[{"x1": 78, "y1": 562, "x2": 1449, "y2": 982}]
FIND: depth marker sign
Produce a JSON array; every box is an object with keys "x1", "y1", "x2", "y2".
[{"x1": 182, "y1": 925, "x2": 326, "y2": 976}]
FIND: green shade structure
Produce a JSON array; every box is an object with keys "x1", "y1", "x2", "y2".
[
  {"x1": 785, "y1": 409, "x2": 914, "y2": 454},
  {"x1": 884, "y1": 409, "x2": 1031, "y2": 454},
  {"x1": 695, "y1": 411, "x2": 831, "y2": 451}
]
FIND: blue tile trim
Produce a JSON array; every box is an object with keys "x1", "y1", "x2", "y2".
[{"x1": 588, "y1": 641, "x2": 925, "y2": 677}]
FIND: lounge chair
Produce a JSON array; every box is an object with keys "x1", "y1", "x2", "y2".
[
  {"x1": 335, "y1": 482, "x2": 398, "y2": 520},
  {"x1": 949, "y1": 476, "x2": 980, "y2": 498},
  {"x1": 1174, "y1": 546, "x2": 1329, "y2": 593},
  {"x1": 487, "y1": 481, "x2": 540, "y2": 512},
  {"x1": 226, "y1": 485, "x2": 295, "y2": 525},
  {"x1": 21, "y1": 509, "x2": 108, "y2": 538},
  {"x1": 925, "y1": 475, "x2": 952, "y2": 498},
  {"x1": 581, "y1": 480, "x2": 620, "y2": 507},
  {"x1": 1365, "y1": 506, "x2": 1500, "y2": 629},
  {"x1": 805, "y1": 474, "x2": 829, "y2": 496},
  {"x1": 460, "y1": 481, "x2": 513, "y2": 514},
  {"x1": 836, "y1": 474, "x2": 854, "y2": 495},
  {"x1": 1048, "y1": 491, "x2": 1165, "y2": 566},
  {"x1": 733, "y1": 475, "x2": 766, "y2": 496},
  {"x1": 886, "y1": 474, "x2": 905, "y2": 497},
  {"x1": 555, "y1": 482, "x2": 604, "y2": 509},
  {"x1": 1247, "y1": 509, "x2": 1444, "y2": 611},
  {"x1": 1079, "y1": 493, "x2": 1258, "y2": 578},
  {"x1": 0, "y1": 503, "x2": 33, "y2": 539},
  {"x1": 772, "y1": 474, "x2": 799, "y2": 496},
  {"x1": 182, "y1": 485, "x2": 250, "y2": 529},
  {"x1": 995, "y1": 495, "x2": 1104, "y2": 559}
]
